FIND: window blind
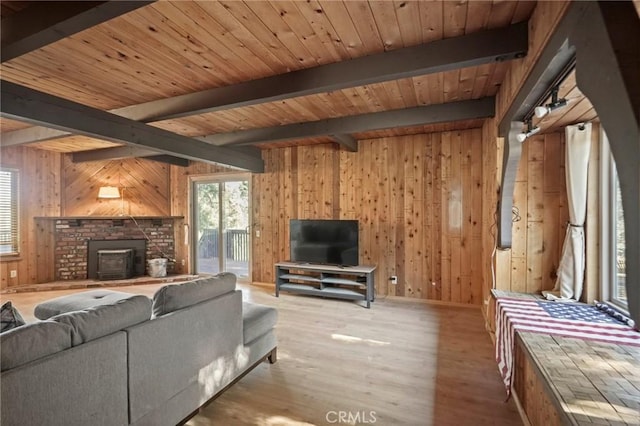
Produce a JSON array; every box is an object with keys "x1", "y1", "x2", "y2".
[{"x1": 0, "y1": 168, "x2": 19, "y2": 255}]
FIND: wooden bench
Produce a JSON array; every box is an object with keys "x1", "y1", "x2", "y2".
[{"x1": 487, "y1": 290, "x2": 640, "y2": 425}]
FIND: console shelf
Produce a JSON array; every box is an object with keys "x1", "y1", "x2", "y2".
[{"x1": 275, "y1": 262, "x2": 376, "y2": 308}]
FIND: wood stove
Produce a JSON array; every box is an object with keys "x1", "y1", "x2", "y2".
[
  {"x1": 97, "y1": 249, "x2": 134, "y2": 280},
  {"x1": 87, "y1": 239, "x2": 146, "y2": 279}
]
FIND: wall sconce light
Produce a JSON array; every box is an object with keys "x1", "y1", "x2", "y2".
[
  {"x1": 534, "y1": 87, "x2": 568, "y2": 118},
  {"x1": 516, "y1": 119, "x2": 541, "y2": 143},
  {"x1": 97, "y1": 186, "x2": 121, "y2": 199}
]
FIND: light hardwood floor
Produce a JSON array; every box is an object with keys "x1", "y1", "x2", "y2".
[{"x1": 2, "y1": 283, "x2": 521, "y2": 426}]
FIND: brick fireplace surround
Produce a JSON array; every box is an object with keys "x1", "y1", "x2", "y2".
[{"x1": 52, "y1": 217, "x2": 177, "y2": 280}]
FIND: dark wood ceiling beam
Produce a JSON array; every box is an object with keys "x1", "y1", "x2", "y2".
[
  {"x1": 142, "y1": 155, "x2": 190, "y2": 167},
  {"x1": 72, "y1": 145, "x2": 160, "y2": 161},
  {"x1": 330, "y1": 134, "x2": 358, "y2": 152},
  {"x1": 202, "y1": 98, "x2": 495, "y2": 147},
  {"x1": 0, "y1": 80, "x2": 264, "y2": 172},
  {"x1": 114, "y1": 23, "x2": 527, "y2": 122},
  {"x1": 1, "y1": 1, "x2": 154, "y2": 62},
  {"x1": 1, "y1": 23, "x2": 526, "y2": 146},
  {"x1": 72, "y1": 145, "x2": 190, "y2": 167},
  {"x1": 0, "y1": 126, "x2": 70, "y2": 147}
]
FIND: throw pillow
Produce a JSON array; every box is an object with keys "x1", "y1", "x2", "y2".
[{"x1": 1, "y1": 301, "x2": 26, "y2": 332}]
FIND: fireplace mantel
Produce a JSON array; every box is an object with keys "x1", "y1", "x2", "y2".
[
  {"x1": 35, "y1": 216, "x2": 183, "y2": 227},
  {"x1": 35, "y1": 216, "x2": 184, "y2": 220}
]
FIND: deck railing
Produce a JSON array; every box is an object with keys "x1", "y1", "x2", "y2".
[{"x1": 198, "y1": 229, "x2": 249, "y2": 261}]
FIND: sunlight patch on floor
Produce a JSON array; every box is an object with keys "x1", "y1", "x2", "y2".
[{"x1": 331, "y1": 333, "x2": 390, "y2": 346}]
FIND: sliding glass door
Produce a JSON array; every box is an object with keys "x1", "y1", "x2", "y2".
[{"x1": 193, "y1": 178, "x2": 250, "y2": 279}]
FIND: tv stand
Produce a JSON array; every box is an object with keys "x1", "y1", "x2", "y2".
[{"x1": 275, "y1": 262, "x2": 376, "y2": 308}]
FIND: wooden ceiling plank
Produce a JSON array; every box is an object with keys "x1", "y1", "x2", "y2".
[
  {"x1": 9, "y1": 35, "x2": 165, "y2": 103},
  {"x1": 336, "y1": 88, "x2": 368, "y2": 116},
  {"x1": 245, "y1": 1, "x2": 318, "y2": 68},
  {"x1": 316, "y1": 1, "x2": 367, "y2": 59},
  {"x1": 443, "y1": 1, "x2": 468, "y2": 38},
  {"x1": 153, "y1": 2, "x2": 257, "y2": 83},
  {"x1": 1, "y1": 1, "x2": 154, "y2": 62},
  {"x1": 418, "y1": 1, "x2": 444, "y2": 44},
  {"x1": 1, "y1": 80, "x2": 264, "y2": 172},
  {"x1": 396, "y1": 77, "x2": 419, "y2": 107},
  {"x1": 0, "y1": 117, "x2": 31, "y2": 132},
  {"x1": 487, "y1": 1, "x2": 519, "y2": 29},
  {"x1": 428, "y1": 72, "x2": 445, "y2": 105},
  {"x1": 470, "y1": 63, "x2": 492, "y2": 99},
  {"x1": 343, "y1": 1, "x2": 385, "y2": 53},
  {"x1": 218, "y1": 0, "x2": 301, "y2": 68},
  {"x1": 382, "y1": 80, "x2": 411, "y2": 110},
  {"x1": 487, "y1": 62, "x2": 510, "y2": 96},
  {"x1": 273, "y1": 1, "x2": 333, "y2": 66},
  {"x1": 394, "y1": 1, "x2": 424, "y2": 47},
  {"x1": 202, "y1": 97, "x2": 495, "y2": 146},
  {"x1": 168, "y1": 2, "x2": 274, "y2": 79},
  {"x1": 368, "y1": 1, "x2": 402, "y2": 51},
  {"x1": 465, "y1": 2, "x2": 492, "y2": 33},
  {"x1": 443, "y1": 69, "x2": 462, "y2": 103},
  {"x1": 198, "y1": 1, "x2": 290, "y2": 72},
  {"x1": 293, "y1": 0, "x2": 350, "y2": 62},
  {"x1": 459, "y1": 66, "x2": 477, "y2": 100},
  {"x1": 89, "y1": 17, "x2": 214, "y2": 94},
  {"x1": 2, "y1": 57, "x2": 134, "y2": 109},
  {"x1": 511, "y1": 1, "x2": 538, "y2": 24},
  {"x1": 113, "y1": 22, "x2": 528, "y2": 123},
  {"x1": 70, "y1": 28, "x2": 205, "y2": 98},
  {"x1": 119, "y1": 8, "x2": 231, "y2": 88}
]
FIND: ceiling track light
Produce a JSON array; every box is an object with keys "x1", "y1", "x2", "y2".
[
  {"x1": 534, "y1": 86, "x2": 568, "y2": 118},
  {"x1": 516, "y1": 119, "x2": 541, "y2": 143}
]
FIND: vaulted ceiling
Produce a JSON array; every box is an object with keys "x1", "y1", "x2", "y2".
[{"x1": 0, "y1": 1, "x2": 596, "y2": 171}]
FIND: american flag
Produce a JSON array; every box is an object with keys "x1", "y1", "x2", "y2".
[{"x1": 495, "y1": 297, "x2": 640, "y2": 396}]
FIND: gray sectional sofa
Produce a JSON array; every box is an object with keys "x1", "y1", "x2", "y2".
[{"x1": 0, "y1": 273, "x2": 278, "y2": 426}]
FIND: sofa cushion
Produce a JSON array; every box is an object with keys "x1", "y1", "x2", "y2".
[
  {"x1": 1, "y1": 301, "x2": 26, "y2": 332},
  {"x1": 34, "y1": 289, "x2": 139, "y2": 320},
  {"x1": 242, "y1": 302, "x2": 278, "y2": 344},
  {"x1": 0, "y1": 320, "x2": 73, "y2": 371},
  {"x1": 152, "y1": 272, "x2": 236, "y2": 317},
  {"x1": 52, "y1": 295, "x2": 152, "y2": 345}
]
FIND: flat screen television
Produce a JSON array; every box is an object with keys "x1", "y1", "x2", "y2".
[{"x1": 290, "y1": 219, "x2": 359, "y2": 266}]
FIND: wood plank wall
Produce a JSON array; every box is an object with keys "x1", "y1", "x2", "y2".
[
  {"x1": 3, "y1": 126, "x2": 573, "y2": 303},
  {"x1": 252, "y1": 131, "x2": 484, "y2": 304},
  {"x1": 0, "y1": 146, "x2": 61, "y2": 289},
  {"x1": 62, "y1": 156, "x2": 171, "y2": 216},
  {"x1": 484, "y1": 132, "x2": 569, "y2": 296},
  {"x1": 484, "y1": 125, "x2": 604, "y2": 304}
]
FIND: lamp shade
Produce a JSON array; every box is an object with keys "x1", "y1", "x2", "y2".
[{"x1": 98, "y1": 186, "x2": 120, "y2": 199}]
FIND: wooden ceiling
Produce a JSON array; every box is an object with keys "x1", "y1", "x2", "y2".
[{"x1": 0, "y1": 1, "x2": 598, "y2": 168}]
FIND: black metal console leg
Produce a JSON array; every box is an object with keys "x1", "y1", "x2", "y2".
[{"x1": 267, "y1": 347, "x2": 277, "y2": 364}]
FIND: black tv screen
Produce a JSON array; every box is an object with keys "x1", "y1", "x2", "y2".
[{"x1": 290, "y1": 219, "x2": 359, "y2": 266}]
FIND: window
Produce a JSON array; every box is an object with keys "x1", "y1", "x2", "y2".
[
  {"x1": 600, "y1": 131, "x2": 627, "y2": 309},
  {"x1": 0, "y1": 168, "x2": 19, "y2": 255}
]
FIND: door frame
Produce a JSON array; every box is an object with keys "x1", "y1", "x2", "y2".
[{"x1": 189, "y1": 172, "x2": 252, "y2": 280}]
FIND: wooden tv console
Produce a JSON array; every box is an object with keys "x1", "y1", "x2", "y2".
[{"x1": 275, "y1": 262, "x2": 376, "y2": 308}]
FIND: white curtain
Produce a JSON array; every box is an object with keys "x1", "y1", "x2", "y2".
[{"x1": 548, "y1": 123, "x2": 592, "y2": 300}]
